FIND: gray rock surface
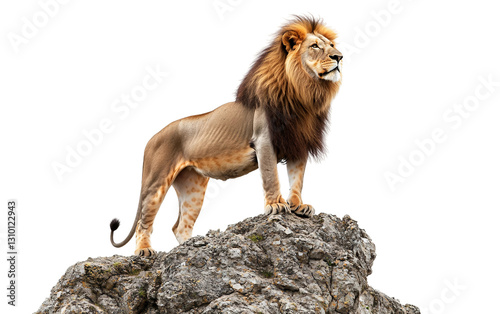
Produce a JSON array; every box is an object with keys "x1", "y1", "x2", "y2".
[{"x1": 37, "y1": 213, "x2": 419, "y2": 313}]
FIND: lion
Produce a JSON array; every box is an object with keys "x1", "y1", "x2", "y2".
[{"x1": 110, "y1": 16, "x2": 342, "y2": 256}]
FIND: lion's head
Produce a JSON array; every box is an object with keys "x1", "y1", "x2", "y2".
[
  {"x1": 282, "y1": 20, "x2": 342, "y2": 83},
  {"x1": 237, "y1": 16, "x2": 341, "y2": 162}
]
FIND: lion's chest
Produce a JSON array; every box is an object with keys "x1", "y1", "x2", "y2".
[{"x1": 268, "y1": 109, "x2": 329, "y2": 161}]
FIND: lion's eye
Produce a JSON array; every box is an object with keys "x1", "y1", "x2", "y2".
[
  {"x1": 330, "y1": 43, "x2": 334, "y2": 48},
  {"x1": 311, "y1": 44, "x2": 319, "y2": 49}
]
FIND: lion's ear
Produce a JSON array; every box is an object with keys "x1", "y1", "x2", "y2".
[{"x1": 282, "y1": 31, "x2": 301, "y2": 52}]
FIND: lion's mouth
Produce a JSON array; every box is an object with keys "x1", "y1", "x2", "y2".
[{"x1": 320, "y1": 66, "x2": 339, "y2": 77}]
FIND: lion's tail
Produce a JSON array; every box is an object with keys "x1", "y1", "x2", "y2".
[{"x1": 109, "y1": 202, "x2": 142, "y2": 248}]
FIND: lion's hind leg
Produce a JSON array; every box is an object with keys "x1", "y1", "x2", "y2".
[
  {"x1": 135, "y1": 181, "x2": 170, "y2": 257},
  {"x1": 172, "y1": 167, "x2": 209, "y2": 244}
]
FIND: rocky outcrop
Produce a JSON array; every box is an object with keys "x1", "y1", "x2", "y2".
[{"x1": 37, "y1": 213, "x2": 419, "y2": 313}]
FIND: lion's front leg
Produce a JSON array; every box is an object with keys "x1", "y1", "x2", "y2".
[
  {"x1": 256, "y1": 144, "x2": 290, "y2": 215},
  {"x1": 286, "y1": 158, "x2": 315, "y2": 217},
  {"x1": 254, "y1": 112, "x2": 290, "y2": 215}
]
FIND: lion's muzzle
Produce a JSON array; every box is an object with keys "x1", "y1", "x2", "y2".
[{"x1": 319, "y1": 60, "x2": 339, "y2": 76}]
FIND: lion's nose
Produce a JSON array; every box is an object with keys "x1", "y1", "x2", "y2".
[{"x1": 329, "y1": 54, "x2": 343, "y2": 62}]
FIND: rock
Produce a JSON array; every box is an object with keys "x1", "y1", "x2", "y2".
[{"x1": 37, "y1": 213, "x2": 419, "y2": 313}]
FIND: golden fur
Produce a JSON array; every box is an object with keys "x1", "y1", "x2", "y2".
[
  {"x1": 237, "y1": 16, "x2": 342, "y2": 161},
  {"x1": 110, "y1": 16, "x2": 342, "y2": 256}
]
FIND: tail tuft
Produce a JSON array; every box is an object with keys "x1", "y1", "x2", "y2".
[{"x1": 110, "y1": 219, "x2": 120, "y2": 231}]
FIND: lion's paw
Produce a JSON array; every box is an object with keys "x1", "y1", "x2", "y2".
[
  {"x1": 265, "y1": 202, "x2": 291, "y2": 215},
  {"x1": 290, "y1": 204, "x2": 315, "y2": 218},
  {"x1": 134, "y1": 247, "x2": 156, "y2": 257}
]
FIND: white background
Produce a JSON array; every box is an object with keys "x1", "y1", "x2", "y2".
[{"x1": 1, "y1": 0, "x2": 499, "y2": 313}]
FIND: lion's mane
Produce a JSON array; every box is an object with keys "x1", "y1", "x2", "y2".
[{"x1": 236, "y1": 16, "x2": 340, "y2": 162}]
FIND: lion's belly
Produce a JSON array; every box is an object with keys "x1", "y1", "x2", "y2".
[{"x1": 191, "y1": 147, "x2": 258, "y2": 181}]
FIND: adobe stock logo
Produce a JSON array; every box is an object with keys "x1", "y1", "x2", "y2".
[
  {"x1": 384, "y1": 75, "x2": 500, "y2": 192},
  {"x1": 339, "y1": 0, "x2": 424, "y2": 62},
  {"x1": 51, "y1": 65, "x2": 168, "y2": 182},
  {"x1": 420, "y1": 278, "x2": 466, "y2": 314},
  {"x1": 212, "y1": 0, "x2": 244, "y2": 21},
  {"x1": 7, "y1": 0, "x2": 71, "y2": 53},
  {"x1": 341, "y1": 0, "x2": 404, "y2": 59}
]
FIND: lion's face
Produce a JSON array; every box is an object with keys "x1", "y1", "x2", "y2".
[{"x1": 299, "y1": 33, "x2": 342, "y2": 82}]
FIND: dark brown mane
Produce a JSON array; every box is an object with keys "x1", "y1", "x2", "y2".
[{"x1": 236, "y1": 16, "x2": 341, "y2": 162}]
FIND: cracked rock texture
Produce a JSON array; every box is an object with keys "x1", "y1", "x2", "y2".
[{"x1": 37, "y1": 213, "x2": 420, "y2": 313}]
